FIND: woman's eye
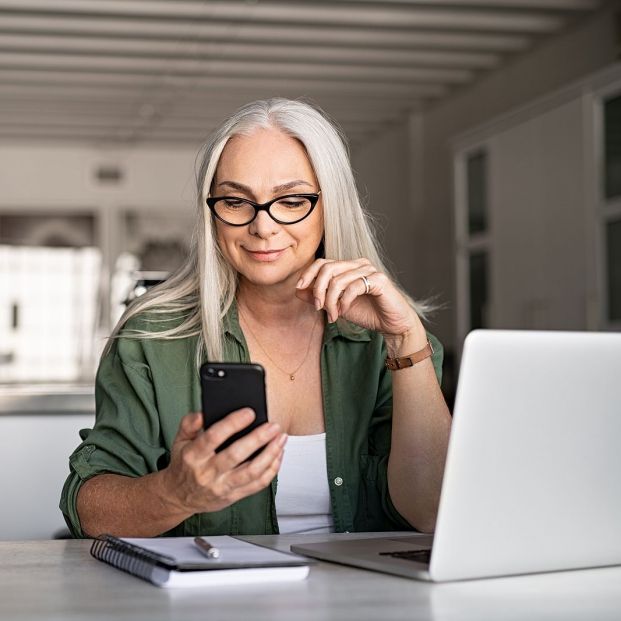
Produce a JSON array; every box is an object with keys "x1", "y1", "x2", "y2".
[
  {"x1": 224, "y1": 198, "x2": 246, "y2": 208},
  {"x1": 280, "y1": 200, "x2": 305, "y2": 208}
]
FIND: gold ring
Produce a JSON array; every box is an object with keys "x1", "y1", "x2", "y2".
[{"x1": 361, "y1": 275, "x2": 371, "y2": 295}]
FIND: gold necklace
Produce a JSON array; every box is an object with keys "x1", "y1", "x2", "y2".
[{"x1": 239, "y1": 308, "x2": 320, "y2": 381}]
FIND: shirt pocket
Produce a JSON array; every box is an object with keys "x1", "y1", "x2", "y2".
[
  {"x1": 359, "y1": 453, "x2": 387, "y2": 531},
  {"x1": 359, "y1": 453, "x2": 413, "y2": 532}
]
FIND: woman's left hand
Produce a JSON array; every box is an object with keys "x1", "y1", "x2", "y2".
[{"x1": 295, "y1": 258, "x2": 424, "y2": 344}]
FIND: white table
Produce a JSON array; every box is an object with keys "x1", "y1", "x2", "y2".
[{"x1": 1, "y1": 534, "x2": 620, "y2": 621}]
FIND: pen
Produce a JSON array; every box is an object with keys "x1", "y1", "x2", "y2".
[{"x1": 193, "y1": 537, "x2": 221, "y2": 560}]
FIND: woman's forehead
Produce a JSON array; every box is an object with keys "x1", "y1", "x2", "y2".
[{"x1": 216, "y1": 128, "x2": 316, "y2": 183}]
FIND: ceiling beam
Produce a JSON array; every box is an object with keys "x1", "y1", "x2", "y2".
[
  {"x1": 331, "y1": 0, "x2": 599, "y2": 9},
  {"x1": 0, "y1": 123, "x2": 371, "y2": 142},
  {"x1": 0, "y1": 104, "x2": 401, "y2": 126},
  {"x1": 0, "y1": 0, "x2": 566, "y2": 33},
  {"x1": 0, "y1": 52, "x2": 474, "y2": 84},
  {"x1": 0, "y1": 15, "x2": 532, "y2": 52},
  {"x1": 0, "y1": 68, "x2": 450, "y2": 97},
  {"x1": 0, "y1": 124, "x2": 203, "y2": 142},
  {"x1": 0, "y1": 85, "x2": 419, "y2": 112},
  {"x1": 0, "y1": 34, "x2": 501, "y2": 70}
]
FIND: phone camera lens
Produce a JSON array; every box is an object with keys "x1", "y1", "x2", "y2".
[{"x1": 207, "y1": 368, "x2": 215, "y2": 376}]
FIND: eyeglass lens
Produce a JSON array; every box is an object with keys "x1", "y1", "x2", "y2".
[{"x1": 213, "y1": 196, "x2": 314, "y2": 225}]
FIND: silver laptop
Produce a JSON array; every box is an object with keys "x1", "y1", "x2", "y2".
[{"x1": 292, "y1": 330, "x2": 621, "y2": 582}]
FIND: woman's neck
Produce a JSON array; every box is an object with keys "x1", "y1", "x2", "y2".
[{"x1": 236, "y1": 278, "x2": 315, "y2": 327}]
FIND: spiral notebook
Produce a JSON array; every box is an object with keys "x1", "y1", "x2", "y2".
[{"x1": 90, "y1": 535, "x2": 311, "y2": 588}]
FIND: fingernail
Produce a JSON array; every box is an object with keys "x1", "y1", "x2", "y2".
[
  {"x1": 296, "y1": 278, "x2": 304, "y2": 288},
  {"x1": 314, "y1": 298, "x2": 322, "y2": 310},
  {"x1": 279, "y1": 433, "x2": 288, "y2": 446}
]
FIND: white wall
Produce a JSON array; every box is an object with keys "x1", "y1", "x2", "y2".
[
  {"x1": 0, "y1": 413, "x2": 94, "y2": 540},
  {"x1": 0, "y1": 143, "x2": 198, "y2": 207},
  {"x1": 486, "y1": 98, "x2": 588, "y2": 331},
  {"x1": 351, "y1": 121, "x2": 415, "y2": 293},
  {"x1": 419, "y1": 6, "x2": 619, "y2": 351}
]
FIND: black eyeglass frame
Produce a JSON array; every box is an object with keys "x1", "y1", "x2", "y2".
[{"x1": 206, "y1": 191, "x2": 321, "y2": 227}]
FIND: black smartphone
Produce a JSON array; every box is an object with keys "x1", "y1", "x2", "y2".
[{"x1": 200, "y1": 362, "x2": 269, "y2": 455}]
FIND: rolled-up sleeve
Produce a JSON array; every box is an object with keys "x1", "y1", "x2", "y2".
[{"x1": 59, "y1": 335, "x2": 168, "y2": 538}]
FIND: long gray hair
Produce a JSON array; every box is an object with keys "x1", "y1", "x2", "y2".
[{"x1": 108, "y1": 98, "x2": 430, "y2": 364}]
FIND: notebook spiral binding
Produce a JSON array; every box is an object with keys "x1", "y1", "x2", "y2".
[{"x1": 91, "y1": 535, "x2": 174, "y2": 584}]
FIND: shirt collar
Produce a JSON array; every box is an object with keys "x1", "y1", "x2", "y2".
[
  {"x1": 223, "y1": 298, "x2": 245, "y2": 344},
  {"x1": 323, "y1": 318, "x2": 372, "y2": 343}
]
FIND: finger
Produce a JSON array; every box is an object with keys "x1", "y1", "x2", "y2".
[
  {"x1": 174, "y1": 412, "x2": 205, "y2": 444},
  {"x1": 295, "y1": 258, "x2": 332, "y2": 291},
  {"x1": 230, "y1": 432, "x2": 287, "y2": 486},
  {"x1": 312, "y1": 258, "x2": 370, "y2": 313},
  {"x1": 226, "y1": 454, "x2": 284, "y2": 505},
  {"x1": 209, "y1": 436, "x2": 285, "y2": 507},
  {"x1": 226, "y1": 434, "x2": 287, "y2": 494},
  {"x1": 213, "y1": 421, "x2": 282, "y2": 471},
  {"x1": 324, "y1": 265, "x2": 376, "y2": 323},
  {"x1": 338, "y1": 269, "x2": 380, "y2": 317},
  {"x1": 235, "y1": 453, "x2": 285, "y2": 500},
  {"x1": 197, "y1": 407, "x2": 256, "y2": 454},
  {"x1": 295, "y1": 285, "x2": 315, "y2": 306}
]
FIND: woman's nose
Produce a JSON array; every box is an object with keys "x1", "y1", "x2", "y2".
[{"x1": 248, "y1": 209, "x2": 280, "y2": 237}]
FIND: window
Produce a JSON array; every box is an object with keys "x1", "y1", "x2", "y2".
[
  {"x1": 606, "y1": 218, "x2": 621, "y2": 322},
  {"x1": 455, "y1": 146, "x2": 492, "y2": 349},
  {"x1": 601, "y1": 91, "x2": 621, "y2": 328},
  {"x1": 604, "y1": 94, "x2": 621, "y2": 200},
  {"x1": 467, "y1": 151, "x2": 488, "y2": 235},
  {"x1": 0, "y1": 214, "x2": 101, "y2": 384},
  {"x1": 469, "y1": 251, "x2": 489, "y2": 330},
  {"x1": 466, "y1": 149, "x2": 490, "y2": 332}
]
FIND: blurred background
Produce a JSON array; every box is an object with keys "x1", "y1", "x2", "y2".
[{"x1": 0, "y1": 0, "x2": 619, "y2": 538}]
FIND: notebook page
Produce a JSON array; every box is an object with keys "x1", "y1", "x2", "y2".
[{"x1": 123, "y1": 536, "x2": 308, "y2": 569}]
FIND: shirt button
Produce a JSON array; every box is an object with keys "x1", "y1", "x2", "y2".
[{"x1": 334, "y1": 476, "x2": 344, "y2": 486}]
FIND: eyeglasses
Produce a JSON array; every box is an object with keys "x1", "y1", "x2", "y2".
[{"x1": 206, "y1": 191, "x2": 321, "y2": 226}]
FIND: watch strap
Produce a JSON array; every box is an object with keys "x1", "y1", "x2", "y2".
[{"x1": 385, "y1": 340, "x2": 434, "y2": 371}]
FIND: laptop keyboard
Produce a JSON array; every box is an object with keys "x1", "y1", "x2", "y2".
[{"x1": 379, "y1": 549, "x2": 432, "y2": 564}]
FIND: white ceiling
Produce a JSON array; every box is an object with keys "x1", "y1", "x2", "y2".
[{"x1": 0, "y1": 0, "x2": 605, "y2": 147}]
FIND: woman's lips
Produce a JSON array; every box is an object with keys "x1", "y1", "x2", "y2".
[{"x1": 244, "y1": 248, "x2": 286, "y2": 262}]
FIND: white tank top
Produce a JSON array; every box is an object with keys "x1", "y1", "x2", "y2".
[{"x1": 275, "y1": 433, "x2": 335, "y2": 534}]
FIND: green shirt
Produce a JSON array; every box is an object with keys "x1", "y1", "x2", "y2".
[{"x1": 60, "y1": 303, "x2": 443, "y2": 537}]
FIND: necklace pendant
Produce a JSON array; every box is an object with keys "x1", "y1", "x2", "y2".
[{"x1": 290, "y1": 374, "x2": 295, "y2": 381}]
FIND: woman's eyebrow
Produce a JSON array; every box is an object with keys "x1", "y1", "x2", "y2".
[
  {"x1": 272, "y1": 180, "x2": 314, "y2": 193},
  {"x1": 216, "y1": 180, "x2": 252, "y2": 193},
  {"x1": 216, "y1": 180, "x2": 314, "y2": 194}
]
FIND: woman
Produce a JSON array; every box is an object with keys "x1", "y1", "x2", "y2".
[{"x1": 60, "y1": 98, "x2": 451, "y2": 538}]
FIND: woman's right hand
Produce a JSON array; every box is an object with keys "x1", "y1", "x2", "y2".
[{"x1": 162, "y1": 409, "x2": 287, "y2": 516}]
